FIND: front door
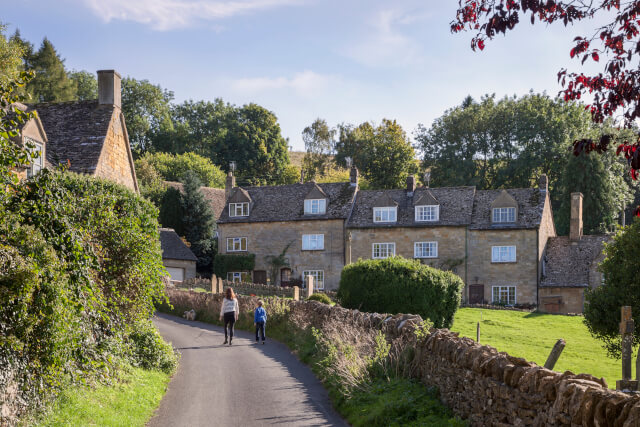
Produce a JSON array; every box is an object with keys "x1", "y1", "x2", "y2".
[
  {"x1": 280, "y1": 268, "x2": 292, "y2": 286},
  {"x1": 468, "y1": 284, "x2": 484, "y2": 304},
  {"x1": 253, "y1": 270, "x2": 267, "y2": 285}
]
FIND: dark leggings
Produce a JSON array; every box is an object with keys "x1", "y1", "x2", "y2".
[
  {"x1": 224, "y1": 312, "x2": 236, "y2": 340},
  {"x1": 255, "y1": 321, "x2": 266, "y2": 341}
]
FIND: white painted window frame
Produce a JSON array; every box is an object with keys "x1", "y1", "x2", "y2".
[
  {"x1": 302, "y1": 234, "x2": 325, "y2": 250},
  {"x1": 414, "y1": 241, "x2": 438, "y2": 258},
  {"x1": 373, "y1": 207, "x2": 397, "y2": 223},
  {"x1": 415, "y1": 205, "x2": 439, "y2": 222},
  {"x1": 491, "y1": 245, "x2": 516, "y2": 263},
  {"x1": 304, "y1": 199, "x2": 327, "y2": 214},
  {"x1": 25, "y1": 138, "x2": 43, "y2": 178},
  {"x1": 303, "y1": 270, "x2": 325, "y2": 290},
  {"x1": 372, "y1": 242, "x2": 396, "y2": 259},
  {"x1": 492, "y1": 207, "x2": 516, "y2": 223},
  {"x1": 229, "y1": 202, "x2": 249, "y2": 217},
  {"x1": 227, "y1": 237, "x2": 248, "y2": 252},
  {"x1": 492, "y1": 285, "x2": 517, "y2": 305}
]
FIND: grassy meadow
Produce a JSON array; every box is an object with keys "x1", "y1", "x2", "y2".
[{"x1": 451, "y1": 308, "x2": 626, "y2": 388}]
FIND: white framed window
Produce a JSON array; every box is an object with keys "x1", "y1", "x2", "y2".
[
  {"x1": 414, "y1": 242, "x2": 438, "y2": 258},
  {"x1": 227, "y1": 271, "x2": 251, "y2": 283},
  {"x1": 492, "y1": 286, "x2": 516, "y2": 305},
  {"x1": 373, "y1": 207, "x2": 397, "y2": 223},
  {"x1": 304, "y1": 199, "x2": 326, "y2": 214},
  {"x1": 227, "y1": 237, "x2": 247, "y2": 252},
  {"x1": 415, "y1": 205, "x2": 439, "y2": 222},
  {"x1": 229, "y1": 202, "x2": 249, "y2": 217},
  {"x1": 492, "y1": 246, "x2": 516, "y2": 263},
  {"x1": 302, "y1": 234, "x2": 324, "y2": 250},
  {"x1": 303, "y1": 270, "x2": 324, "y2": 290},
  {"x1": 492, "y1": 207, "x2": 516, "y2": 223},
  {"x1": 26, "y1": 139, "x2": 43, "y2": 178},
  {"x1": 372, "y1": 243, "x2": 395, "y2": 259}
]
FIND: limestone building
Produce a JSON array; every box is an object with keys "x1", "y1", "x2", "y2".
[
  {"x1": 18, "y1": 70, "x2": 138, "y2": 192},
  {"x1": 159, "y1": 228, "x2": 197, "y2": 283}
]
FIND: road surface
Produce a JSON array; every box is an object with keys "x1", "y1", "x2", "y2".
[{"x1": 149, "y1": 313, "x2": 347, "y2": 427}]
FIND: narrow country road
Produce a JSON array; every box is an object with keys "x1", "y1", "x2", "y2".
[{"x1": 149, "y1": 313, "x2": 347, "y2": 427}]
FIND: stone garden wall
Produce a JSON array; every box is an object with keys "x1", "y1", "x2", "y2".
[{"x1": 166, "y1": 288, "x2": 640, "y2": 426}]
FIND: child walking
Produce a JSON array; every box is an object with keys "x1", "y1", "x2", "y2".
[{"x1": 254, "y1": 300, "x2": 267, "y2": 344}]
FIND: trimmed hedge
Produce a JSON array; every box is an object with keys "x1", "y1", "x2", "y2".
[
  {"x1": 213, "y1": 253, "x2": 255, "y2": 278},
  {"x1": 307, "y1": 293, "x2": 333, "y2": 304},
  {"x1": 337, "y1": 257, "x2": 464, "y2": 328}
]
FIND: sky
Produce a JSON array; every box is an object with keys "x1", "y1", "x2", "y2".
[{"x1": 3, "y1": 0, "x2": 605, "y2": 151}]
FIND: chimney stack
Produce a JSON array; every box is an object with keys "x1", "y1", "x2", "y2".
[
  {"x1": 225, "y1": 171, "x2": 235, "y2": 200},
  {"x1": 539, "y1": 174, "x2": 548, "y2": 193},
  {"x1": 570, "y1": 192, "x2": 583, "y2": 241},
  {"x1": 97, "y1": 70, "x2": 121, "y2": 109},
  {"x1": 406, "y1": 175, "x2": 416, "y2": 195},
  {"x1": 350, "y1": 165, "x2": 359, "y2": 187},
  {"x1": 300, "y1": 169, "x2": 305, "y2": 184}
]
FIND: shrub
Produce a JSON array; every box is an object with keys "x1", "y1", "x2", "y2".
[
  {"x1": 213, "y1": 253, "x2": 256, "y2": 278},
  {"x1": 307, "y1": 293, "x2": 333, "y2": 304},
  {"x1": 337, "y1": 257, "x2": 464, "y2": 328},
  {"x1": 128, "y1": 320, "x2": 178, "y2": 374}
]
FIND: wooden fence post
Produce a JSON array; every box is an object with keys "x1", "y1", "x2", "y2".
[{"x1": 544, "y1": 339, "x2": 566, "y2": 370}]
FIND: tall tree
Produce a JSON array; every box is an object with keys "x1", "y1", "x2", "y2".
[
  {"x1": 0, "y1": 25, "x2": 26, "y2": 85},
  {"x1": 302, "y1": 118, "x2": 335, "y2": 180},
  {"x1": 68, "y1": 70, "x2": 97, "y2": 100},
  {"x1": 335, "y1": 119, "x2": 416, "y2": 189},
  {"x1": 451, "y1": 0, "x2": 640, "y2": 185},
  {"x1": 136, "y1": 152, "x2": 225, "y2": 188},
  {"x1": 180, "y1": 171, "x2": 216, "y2": 271},
  {"x1": 26, "y1": 38, "x2": 76, "y2": 102},
  {"x1": 121, "y1": 77, "x2": 174, "y2": 154}
]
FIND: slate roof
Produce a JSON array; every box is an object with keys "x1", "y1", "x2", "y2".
[
  {"x1": 347, "y1": 186, "x2": 476, "y2": 229},
  {"x1": 29, "y1": 100, "x2": 114, "y2": 174},
  {"x1": 469, "y1": 188, "x2": 545, "y2": 230},
  {"x1": 159, "y1": 228, "x2": 197, "y2": 262},
  {"x1": 165, "y1": 182, "x2": 226, "y2": 220},
  {"x1": 217, "y1": 182, "x2": 357, "y2": 223},
  {"x1": 540, "y1": 235, "x2": 610, "y2": 288}
]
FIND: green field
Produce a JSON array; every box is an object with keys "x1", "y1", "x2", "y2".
[
  {"x1": 34, "y1": 367, "x2": 170, "y2": 427},
  {"x1": 451, "y1": 308, "x2": 626, "y2": 388}
]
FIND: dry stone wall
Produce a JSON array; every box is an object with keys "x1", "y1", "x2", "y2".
[{"x1": 165, "y1": 289, "x2": 640, "y2": 426}]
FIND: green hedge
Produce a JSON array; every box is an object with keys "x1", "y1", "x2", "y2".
[
  {"x1": 213, "y1": 253, "x2": 255, "y2": 278},
  {"x1": 337, "y1": 257, "x2": 464, "y2": 328}
]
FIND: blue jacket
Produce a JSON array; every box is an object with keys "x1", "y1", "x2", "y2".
[{"x1": 254, "y1": 306, "x2": 267, "y2": 323}]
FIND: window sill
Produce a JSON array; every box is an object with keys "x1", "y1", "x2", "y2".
[
  {"x1": 490, "y1": 261, "x2": 517, "y2": 264},
  {"x1": 302, "y1": 249, "x2": 325, "y2": 252},
  {"x1": 414, "y1": 256, "x2": 438, "y2": 259}
]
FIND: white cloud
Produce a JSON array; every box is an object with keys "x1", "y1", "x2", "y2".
[
  {"x1": 343, "y1": 8, "x2": 423, "y2": 67},
  {"x1": 82, "y1": 0, "x2": 304, "y2": 30},
  {"x1": 230, "y1": 70, "x2": 335, "y2": 98}
]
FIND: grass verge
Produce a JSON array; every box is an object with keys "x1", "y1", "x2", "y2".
[
  {"x1": 451, "y1": 308, "x2": 623, "y2": 387},
  {"x1": 33, "y1": 366, "x2": 170, "y2": 427}
]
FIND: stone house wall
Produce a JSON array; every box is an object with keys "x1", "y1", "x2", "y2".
[
  {"x1": 163, "y1": 258, "x2": 196, "y2": 281},
  {"x1": 217, "y1": 219, "x2": 346, "y2": 290},
  {"x1": 466, "y1": 229, "x2": 538, "y2": 305},
  {"x1": 94, "y1": 111, "x2": 137, "y2": 192},
  {"x1": 348, "y1": 226, "x2": 467, "y2": 280},
  {"x1": 538, "y1": 191, "x2": 557, "y2": 276},
  {"x1": 538, "y1": 287, "x2": 585, "y2": 314},
  {"x1": 164, "y1": 289, "x2": 640, "y2": 426}
]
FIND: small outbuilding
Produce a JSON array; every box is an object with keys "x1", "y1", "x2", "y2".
[{"x1": 159, "y1": 228, "x2": 197, "y2": 283}]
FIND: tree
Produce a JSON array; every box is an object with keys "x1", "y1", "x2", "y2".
[
  {"x1": 302, "y1": 118, "x2": 335, "y2": 180},
  {"x1": 451, "y1": 0, "x2": 640, "y2": 183},
  {"x1": 556, "y1": 151, "x2": 627, "y2": 235},
  {"x1": 335, "y1": 119, "x2": 416, "y2": 189},
  {"x1": 26, "y1": 38, "x2": 76, "y2": 102},
  {"x1": 0, "y1": 25, "x2": 25, "y2": 85},
  {"x1": 584, "y1": 218, "x2": 640, "y2": 357},
  {"x1": 136, "y1": 151, "x2": 225, "y2": 188},
  {"x1": 68, "y1": 70, "x2": 97, "y2": 100},
  {"x1": 158, "y1": 186, "x2": 184, "y2": 236},
  {"x1": 121, "y1": 77, "x2": 174, "y2": 154},
  {"x1": 180, "y1": 171, "x2": 216, "y2": 271}
]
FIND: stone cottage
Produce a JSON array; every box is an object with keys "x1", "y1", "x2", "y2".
[
  {"x1": 21, "y1": 70, "x2": 138, "y2": 192},
  {"x1": 216, "y1": 170, "x2": 358, "y2": 289},
  {"x1": 159, "y1": 228, "x2": 197, "y2": 283}
]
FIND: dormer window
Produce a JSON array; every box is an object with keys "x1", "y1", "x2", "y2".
[
  {"x1": 304, "y1": 199, "x2": 326, "y2": 215},
  {"x1": 415, "y1": 205, "x2": 439, "y2": 222},
  {"x1": 25, "y1": 138, "x2": 43, "y2": 178},
  {"x1": 493, "y1": 207, "x2": 516, "y2": 223},
  {"x1": 229, "y1": 202, "x2": 249, "y2": 217},
  {"x1": 373, "y1": 207, "x2": 397, "y2": 223}
]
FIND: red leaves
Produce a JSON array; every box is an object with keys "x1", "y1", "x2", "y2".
[
  {"x1": 478, "y1": 39, "x2": 486, "y2": 50},
  {"x1": 592, "y1": 52, "x2": 600, "y2": 61}
]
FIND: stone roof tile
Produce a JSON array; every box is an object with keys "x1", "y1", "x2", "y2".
[
  {"x1": 541, "y1": 235, "x2": 610, "y2": 288},
  {"x1": 469, "y1": 188, "x2": 545, "y2": 230},
  {"x1": 159, "y1": 228, "x2": 198, "y2": 261}
]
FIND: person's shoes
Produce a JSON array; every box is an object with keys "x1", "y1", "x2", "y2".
[
  {"x1": 262, "y1": 341, "x2": 265, "y2": 345},
  {"x1": 223, "y1": 339, "x2": 228, "y2": 345},
  {"x1": 255, "y1": 340, "x2": 259, "y2": 344},
  {"x1": 229, "y1": 339, "x2": 232, "y2": 346}
]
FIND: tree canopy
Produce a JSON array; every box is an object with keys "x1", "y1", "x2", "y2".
[
  {"x1": 25, "y1": 38, "x2": 76, "y2": 102},
  {"x1": 180, "y1": 171, "x2": 216, "y2": 271},
  {"x1": 302, "y1": 118, "x2": 335, "y2": 180},
  {"x1": 68, "y1": 70, "x2": 97, "y2": 100},
  {"x1": 135, "y1": 151, "x2": 225, "y2": 188}
]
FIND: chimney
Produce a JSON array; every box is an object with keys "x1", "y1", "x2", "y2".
[
  {"x1": 225, "y1": 171, "x2": 235, "y2": 200},
  {"x1": 406, "y1": 175, "x2": 416, "y2": 195},
  {"x1": 350, "y1": 165, "x2": 359, "y2": 187},
  {"x1": 97, "y1": 70, "x2": 121, "y2": 109},
  {"x1": 570, "y1": 192, "x2": 583, "y2": 241},
  {"x1": 539, "y1": 174, "x2": 548, "y2": 193},
  {"x1": 300, "y1": 169, "x2": 305, "y2": 184}
]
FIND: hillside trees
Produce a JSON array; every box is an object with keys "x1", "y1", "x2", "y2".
[
  {"x1": 25, "y1": 38, "x2": 76, "y2": 102},
  {"x1": 0, "y1": 25, "x2": 25, "y2": 85},
  {"x1": 302, "y1": 118, "x2": 335, "y2": 180},
  {"x1": 136, "y1": 151, "x2": 225, "y2": 188}
]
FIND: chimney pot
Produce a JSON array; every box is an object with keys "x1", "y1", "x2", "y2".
[
  {"x1": 570, "y1": 192, "x2": 583, "y2": 240},
  {"x1": 300, "y1": 169, "x2": 305, "y2": 184},
  {"x1": 350, "y1": 166, "x2": 359, "y2": 187},
  {"x1": 406, "y1": 175, "x2": 416, "y2": 195},
  {"x1": 97, "y1": 70, "x2": 121, "y2": 109},
  {"x1": 539, "y1": 174, "x2": 548, "y2": 192}
]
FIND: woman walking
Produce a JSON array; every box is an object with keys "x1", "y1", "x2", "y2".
[{"x1": 219, "y1": 287, "x2": 239, "y2": 345}]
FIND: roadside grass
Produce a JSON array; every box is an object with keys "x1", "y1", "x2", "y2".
[
  {"x1": 451, "y1": 308, "x2": 623, "y2": 388},
  {"x1": 33, "y1": 367, "x2": 170, "y2": 427}
]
